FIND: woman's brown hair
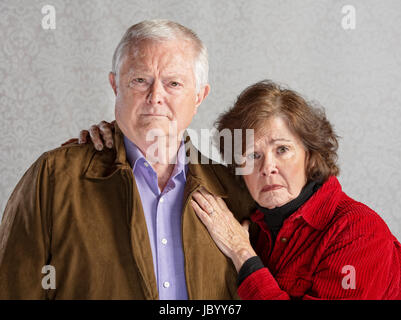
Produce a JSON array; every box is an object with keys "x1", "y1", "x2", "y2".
[{"x1": 214, "y1": 80, "x2": 340, "y2": 184}]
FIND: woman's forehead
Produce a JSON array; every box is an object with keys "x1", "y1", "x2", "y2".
[
  {"x1": 252, "y1": 117, "x2": 306, "y2": 148},
  {"x1": 254, "y1": 117, "x2": 294, "y2": 141}
]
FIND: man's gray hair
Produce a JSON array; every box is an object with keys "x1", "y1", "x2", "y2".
[{"x1": 111, "y1": 19, "x2": 209, "y2": 92}]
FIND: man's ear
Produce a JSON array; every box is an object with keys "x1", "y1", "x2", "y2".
[
  {"x1": 109, "y1": 72, "x2": 117, "y2": 96},
  {"x1": 194, "y1": 84, "x2": 210, "y2": 114}
]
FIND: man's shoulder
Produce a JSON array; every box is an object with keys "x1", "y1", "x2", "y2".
[
  {"x1": 35, "y1": 142, "x2": 117, "y2": 177},
  {"x1": 192, "y1": 154, "x2": 239, "y2": 188},
  {"x1": 190, "y1": 155, "x2": 255, "y2": 218},
  {"x1": 192, "y1": 151, "x2": 235, "y2": 179},
  {"x1": 41, "y1": 141, "x2": 95, "y2": 164}
]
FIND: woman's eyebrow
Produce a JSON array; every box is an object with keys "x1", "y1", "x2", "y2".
[{"x1": 270, "y1": 138, "x2": 292, "y2": 143}]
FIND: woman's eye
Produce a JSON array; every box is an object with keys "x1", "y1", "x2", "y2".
[
  {"x1": 170, "y1": 81, "x2": 180, "y2": 87},
  {"x1": 247, "y1": 152, "x2": 261, "y2": 160},
  {"x1": 135, "y1": 78, "x2": 145, "y2": 83},
  {"x1": 277, "y1": 146, "x2": 289, "y2": 154}
]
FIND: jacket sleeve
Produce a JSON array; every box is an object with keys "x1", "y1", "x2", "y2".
[
  {"x1": 238, "y1": 210, "x2": 401, "y2": 300},
  {"x1": 0, "y1": 153, "x2": 52, "y2": 299}
]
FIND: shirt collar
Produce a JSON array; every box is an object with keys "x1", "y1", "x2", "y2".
[
  {"x1": 123, "y1": 135, "x2": 188, "y2": 180},
  {"x1": 83, "y1": 124, "x2": 228, "y2": 198}
]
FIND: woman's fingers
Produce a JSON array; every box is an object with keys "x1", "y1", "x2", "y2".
[
  {"x1": 197, "y1": 187, "x2": 223, "y2": 212},
  {"x1": 98, "y1": 121, "x2": 114, "y2": 149},
  {"x1": 77, "y1": 121, "x2": 114, "y2": 151},
  {"x1": 89, "y1": 124, "x2": 104, "y2": 151},
  {"x1": 215, "y1": 196, "x2": 230, "y2": 212},
  {"x1": 191, "y1": 190, "x2": 216, "y2": 216},
  {"x1": 78, "y1": 130, "x2": 89, "y2": 144},
  {"x1": 190, "y1": 199, "x2": 211, "y2": 223},
  {"x1": 191, "y1": 188, "x2": 232, "y2": 221}
]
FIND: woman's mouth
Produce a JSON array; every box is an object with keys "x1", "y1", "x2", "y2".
[{"x1": 261, "y1": 185, "x2": 283, "y2": 192}]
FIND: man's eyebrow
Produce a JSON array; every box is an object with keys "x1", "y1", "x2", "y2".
[
  {"x1": 125, "y1": 68, "x2": 187, "y2": 78},
  {"x1": 163, "y1": 73, "x2": 187, "y2": 79}
]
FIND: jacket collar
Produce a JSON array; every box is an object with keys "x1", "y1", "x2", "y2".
[
  {"x1": 83, "y1": 123, "x2": 228, "y2": 198},
  {"x1": 251, "y1": 176, "x2": 343, "y2": 230},
  {"x1": 298, "y1": 176, "x2": 343, "y2": 230},
  {"x1": 182, "y1": 131, "x2": 227, "y2": 198},
  {"x1": 83, "y1": 123, "x2": 130, "y2": 180}
]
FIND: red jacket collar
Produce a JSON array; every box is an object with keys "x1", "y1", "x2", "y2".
[{"x1": 251, "y1": 176, "x2": 343, "y2": 230}]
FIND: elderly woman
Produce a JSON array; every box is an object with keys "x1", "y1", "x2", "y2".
[
  {"x1": 75, "y1": 80, "x2": 401, "y2": 300},
  {"x1": 190, "y1": 80, "x2": 401, "y2": 300}
]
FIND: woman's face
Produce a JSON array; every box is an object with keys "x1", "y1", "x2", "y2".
[{"x1": 242, "y1": 116, "x2": 308, "y2": 209}]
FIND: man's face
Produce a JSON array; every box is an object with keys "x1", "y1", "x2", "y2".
[{"x1": 110, "y1": 39, "x2": 209, "y2": 154}]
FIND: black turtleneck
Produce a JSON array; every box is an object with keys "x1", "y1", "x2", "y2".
[
  {"x1": 258, "y1": 180, "x2": 320, "y2": 244},
  {"x1": 237, "y1": 181, "x2": 321, "y2": 286}
]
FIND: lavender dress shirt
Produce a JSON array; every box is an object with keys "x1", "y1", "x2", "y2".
[{"x1": 123, "y1": 135, "x2": 189, "y2": 300}]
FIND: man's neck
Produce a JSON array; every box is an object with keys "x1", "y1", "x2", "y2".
[
  {"x1": 135, "y1": 135, "x2": 184, "y2": 192},
  {"x1": 153, "y1": 163, "x2": 176, "y2": 191}
]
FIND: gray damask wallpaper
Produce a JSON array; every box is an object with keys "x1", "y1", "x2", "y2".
[{"x1": 1, "y1": 0, "x2": 400, "y2": 239}]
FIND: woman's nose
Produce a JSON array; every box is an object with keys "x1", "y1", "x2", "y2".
[{"x1": 261, "y1": 155, "x2": 278, "y2": 176}]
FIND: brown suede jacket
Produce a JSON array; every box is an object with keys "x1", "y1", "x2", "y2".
[{"x1": 0, "y1": 124, "x2": 255, "y2": 299}]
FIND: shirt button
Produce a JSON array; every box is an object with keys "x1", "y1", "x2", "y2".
[
  {"x1": 144, "y1": 162, "x2": 149, "y2": 167},
  {"x1": 160, "y1": 197, "x2": 164, "y2": 203},
  {"x1": 280, "y1": 237, "x2": 288, "y2": 243},
  {"x1": 163, "y1": 281, "x2": 170, "y2": 288},
  {"x1": 161, "y1": 238, "x2": 168, "y2": 245}
]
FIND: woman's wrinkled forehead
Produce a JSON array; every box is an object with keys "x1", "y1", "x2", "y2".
[{"x1": 253, "y1": 117, "x2": 305, "y2": 148}]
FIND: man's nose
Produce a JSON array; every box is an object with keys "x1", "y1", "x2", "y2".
[
  {"x1": 261, "y1": 153, "x2": 278, "y2": 176},
  {"x1": 147, "y1": 81, "x2": 164, "y2": 105}
]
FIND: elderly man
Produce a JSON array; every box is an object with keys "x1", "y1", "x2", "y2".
[{"x1": 0, "y1": 20, "x2": 254, "y2": 299}]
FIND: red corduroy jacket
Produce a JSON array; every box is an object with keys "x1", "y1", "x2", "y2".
[{"x1": 238, "y1": 176, "x2": 401, "y2": 300}]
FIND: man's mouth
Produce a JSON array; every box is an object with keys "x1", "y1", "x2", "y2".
[{"x1": 142, "y1": 114, "x2": 167, "y2": 117}]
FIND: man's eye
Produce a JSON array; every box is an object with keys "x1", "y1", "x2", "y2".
[
  {"x1": 130, "y1": 78, "x2": 146, "y2": 85},
  {"x1": 170, "y1": 81, "x2": 180, "y2": 87}
]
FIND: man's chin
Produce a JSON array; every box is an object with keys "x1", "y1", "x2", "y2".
[{"x1": 136, "y1": 125, "x2": 174, "y2": 143}]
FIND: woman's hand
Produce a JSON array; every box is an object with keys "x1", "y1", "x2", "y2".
[
  {"x1": 61, "y1": 120, "x2": 115, "y2": 150},
  {"x1": 191, "y1": 188, "x2": 258, "y2": 272}
]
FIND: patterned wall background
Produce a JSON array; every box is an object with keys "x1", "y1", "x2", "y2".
[{"x1": 1, "y1": 0, "x2": 400, "y2": 239}]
